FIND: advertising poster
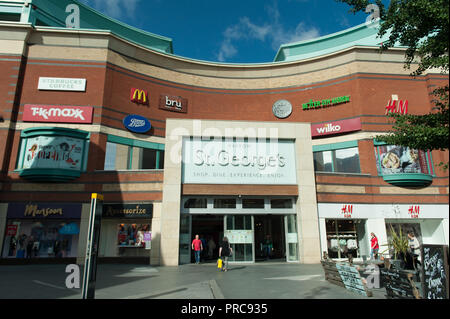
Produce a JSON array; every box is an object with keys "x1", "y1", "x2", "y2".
[
  {"x1": 377, "y1": 145, "x2": 429, "y2": 175},
  {"x1": 22, "y1": 136, "x2": 85, "y2": 171}
]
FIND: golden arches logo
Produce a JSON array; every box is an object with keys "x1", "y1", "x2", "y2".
[{"x1": 131, "y1": 88, "x2": 148, "y2": 104}]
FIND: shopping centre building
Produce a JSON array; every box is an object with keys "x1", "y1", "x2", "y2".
[{"x1": 0, "y1": 0, "x2": 448, "y2": 266}]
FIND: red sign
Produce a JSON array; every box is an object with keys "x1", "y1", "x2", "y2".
[
  {"x1": 311, "y1": 118, "x2": 361, "y2": 138},
  {"x1": 408, "y1": 205, "x2": 420, "y2": 218},
  {"x1": 6, "y1": 225, "x2": 18, "y2": 237},
  {"x1": 385, "y1": 99, "x2": 408, "y2": 115},
  {"x1": 23, "y1": 104, "x2": 93, "y2": 124},
  {"x1": 131, "y1": 88, "x2": 149, "y2": 105},
  {"x1": 341, "y1": 204, "x2": 353, "y2": 218}
]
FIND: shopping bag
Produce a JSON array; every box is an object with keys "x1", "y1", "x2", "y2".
[{"x1": 217, "y1": 258, "x2": 223, "y2": 269}]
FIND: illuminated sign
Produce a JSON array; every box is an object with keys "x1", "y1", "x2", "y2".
[
  {"x1": 159, "y1": 94, "x2": 188, "y2": 113},
  {"x1": 130, "y1": 88, "x2": 149, "y2": 105},
  {"x1": 302, "y1": 95, "x2": 350, "y2": 110}
]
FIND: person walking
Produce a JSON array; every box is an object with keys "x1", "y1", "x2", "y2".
[
  {"x1": 191, "y1": 234, "x2": 203, "y2": 264},
  {"x1": 219, "y1": 237, "x2": 232, "y2": 272},
  {"x1": 408, "y1": 232, "x2": 421, "y2": 269},
  {"x1": 370, "y1": 232, "x2": 379, "y2": 260}
]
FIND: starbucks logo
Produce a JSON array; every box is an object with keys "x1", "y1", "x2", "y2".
[{"x1": 272, "y1": 100, "x2": 292, "y2": 119}]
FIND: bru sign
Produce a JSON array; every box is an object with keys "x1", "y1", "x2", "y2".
[
  {"x1": 23, "y1": 105, "x2": 93, "y2": 124},
  {"x1": 159, "y1": 94, "x2": 188, "y2": 113}
]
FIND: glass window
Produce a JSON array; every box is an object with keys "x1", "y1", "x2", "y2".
[
  {"x1": 314, "y1": 147, "x2": 360, "y2": 173},
  {"x1": 214, "y1": 198, "x2": 236, "y2": 209},
  {"x1": 104, "y1": 141, "x2": 164, "y2": 170},
  {"x1": 184, "y1": 198, "x2": 207, "y2": 209},
  {"x1": 242, "y1": 198, "x2": 264, "y2": 209},
  {"x1": 325, "y1": 219, "x2": 365, "y2": 259},
  {"x1": 271, "y1": 199, "x2": 293, "y2": 209},
  {"x1": 226, "y1": 215, "x2": 252, "y2": 230},
  {"x1": 117, "y1": 223, "x2": 151, "y2": 248},
  {"x1": 376, "y1": 145, "x2": 430, "y2": 175}
]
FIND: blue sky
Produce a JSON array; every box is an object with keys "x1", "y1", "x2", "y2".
[{"x1": 79, "y1": 0, "x2": 370, "y2": 63}]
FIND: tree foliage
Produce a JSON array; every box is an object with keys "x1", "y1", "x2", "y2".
[{"x1": 337, "y1": 0, "x2": 449, "y2": 169}]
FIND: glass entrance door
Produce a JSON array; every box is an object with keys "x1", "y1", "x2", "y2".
[
  {"x1": 224, "y1": 215, "x2": 254, "y2": 263},
  {"x1": 285, "y1": 214, "x2": 299, "y2": 262},
  {"x1": 179, "y1": 214, "x2": 191, "y2": 264}
]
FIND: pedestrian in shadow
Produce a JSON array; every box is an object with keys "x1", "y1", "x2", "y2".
[{"x1": 219, "y1": 237, "x2": 232, "y2": 272}]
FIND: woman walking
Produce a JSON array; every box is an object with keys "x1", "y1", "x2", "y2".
[
  {"x1": 370, "y1": 232, "x2": 379, "y2": 260},
  {"x1": 219, "y1": 237, "x2": 232, "y2": 272}
]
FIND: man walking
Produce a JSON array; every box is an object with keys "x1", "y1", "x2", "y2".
[{"x1": 191, "y1": 234, "x2": 203, "y2": 264}]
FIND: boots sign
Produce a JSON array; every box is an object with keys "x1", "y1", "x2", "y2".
[{"x1": 159, "y1": 94, "x2": 188, "y2": 113}]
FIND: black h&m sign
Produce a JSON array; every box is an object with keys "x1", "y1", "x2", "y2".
[
  {"x1": 421, "y1": 244, "x2": 449, "y2": 299},
  {"x1": 81, "y1": 193, "x2": 103, "y2": 299}
]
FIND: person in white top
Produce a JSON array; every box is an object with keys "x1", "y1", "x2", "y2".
[{"x1": 407, "y1": 232, "x2": 421, "y2": 269}]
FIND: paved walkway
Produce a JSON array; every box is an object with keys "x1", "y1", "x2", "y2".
[{"x1": 0, "y1": 262, "x2": 387, "y2": 299}]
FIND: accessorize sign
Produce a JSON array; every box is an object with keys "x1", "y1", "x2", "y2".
[
  {"x1": 7, "y1": 203, "x2": 82, "y2": 219},
  {"x1": 159, "y1": 94, "x2": 188, "y2": 113},
  {"x1": 23, "y1": 104, "x2": 94, "y2": 124},
  {"x1": 102, "y1": 204, "x2": 153, "y2": 219},
  {"x1": 38, "y1": 77, "x2": 86, "y2": 91},
  {"x1": 123, "y1": 114, "x2": 151, "y2": 134},
  {"x1": 311, "y1": 118, "x2": 362, "y2": 138},
  {"x1": 182, "y1": 138, "x2": 297, "y2": 185},
  {"x1": 22, "y1": 135, "x2": 85, "y2": 171}
]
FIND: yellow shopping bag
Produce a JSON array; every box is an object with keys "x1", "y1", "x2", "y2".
[{"x1": 217, "y1": 258, "x2": 223, "y2": 269}]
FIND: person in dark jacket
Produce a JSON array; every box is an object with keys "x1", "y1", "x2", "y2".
[{"x1": 219, "y1": 237, "x2": 233, "y2": 272}]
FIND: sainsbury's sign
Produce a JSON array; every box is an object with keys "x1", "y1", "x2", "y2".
[
  {"x1": 311, "y1": 118, "x2": 362, "y2": 138},
  {"x1": 23, "y1": 104, "x2": 94, "y2": 124}
]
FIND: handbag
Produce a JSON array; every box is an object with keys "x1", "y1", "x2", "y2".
[{"x1": 217, "y1": 258, "x2": 223, "y2": 269}]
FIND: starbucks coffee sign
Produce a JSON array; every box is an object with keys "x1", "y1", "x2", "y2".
[{"x1": 182, "y1": 138, "x2": 297, "y2": 185}]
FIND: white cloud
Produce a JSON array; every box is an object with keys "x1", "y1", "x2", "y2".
[
  {"x1": 82, "y1": 0, "x2": 141, "y2": 19},
  {"x1": 216, "y1": 2, "x2": 320, "y2": 62}
]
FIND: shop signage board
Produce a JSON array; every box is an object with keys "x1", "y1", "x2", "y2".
[
  {"x1": 159, "y1": 94, "x2": 188, "y2": 113},
  {"x1": 311, "y1": 118, "x2": 361, "y2": 138},
  {"x1": 182, "y1": 138, "x2": 297, "y2": 185},
  {"x1": 38, "y1": 77, "x2": 86, "y2": 91},
  {"x1": 421, "y1": 244, "x2": 449, "y2": 299},
  {"x1": 130, "y1": 88, "x2": 149, "y2": 105},
  {"x1": 7, "y1": 202, "x2": 82, "y2": 219},
  {"x1": 23, "y1": 104, "x2": 94, "y2": 124},
  {"x1": 22, "y1": 135, "x2": 85, "y2": 171},
  {"x1": 380, "y1": 267, "x2": 420, "y2": 299},
  {"x1": 123, "y1": 114, "x2": 151, "y2": 134},
  {"x1": 335, "y1": 263, "x2": 368, "y2": 296},
  {"x1": 302, "y1": 95, "x2": 350, "y2": 110},
  {"x1": 102, "y1": 204, "x2": 153, "y2": 219}
]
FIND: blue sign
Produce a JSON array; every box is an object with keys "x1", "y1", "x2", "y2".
[
  {"x1": 59, "y1": 222, "x2": 80, "y2": 235},
  {"x1": 123, "y1": 114, "x2": 151, "y2": 134}
]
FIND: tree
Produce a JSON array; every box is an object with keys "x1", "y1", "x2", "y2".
[{"x1": 338, "y1": 0, "x2": 449, "y2": 168}]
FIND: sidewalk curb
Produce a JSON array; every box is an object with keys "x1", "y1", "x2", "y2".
[{"x1": 209, "y1": 280, "x2": 225, "y2": 299}]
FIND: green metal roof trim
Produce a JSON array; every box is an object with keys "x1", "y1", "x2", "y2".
[
  {"x1": 2, "y1": 0, "x2": 173, "y2": 54},
  {"x1": 274, "y1": 20, "x2": 401, "y2": 62}
]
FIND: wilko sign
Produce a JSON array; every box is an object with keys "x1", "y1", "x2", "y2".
[
  {"x1": 130, "y1": 88, "x2": 149, "y2": 105},
  {"x1": 385, "y1": 95, "x2": 408, "y2": 115},
  {"x1": 23, "y1": 105, "x2": 93, "y2": 124},
  {"x1": 311, "y1": 118, "x2": 362, "y2": 138},
  {"x1": 159, "y1": 94, "x2": 188, "y2": 113}
]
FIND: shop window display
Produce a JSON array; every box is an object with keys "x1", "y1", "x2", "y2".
[
  {"x1": 326, "y1": 219, "x2": 366, "y2": 259},
  {"x1": 117, "y1": 223, "x2": 151, "y2": 248},
  {"x1": 2, "y1": 220, "x2": 79, "y2": 258},
  {"x1": 375, "y1": 145, "x2": 432, "y2": 175}
]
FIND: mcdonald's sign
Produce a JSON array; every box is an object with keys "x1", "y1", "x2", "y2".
[{"x1": 130, "y1": 88, "x2": 149, "y2": 105}]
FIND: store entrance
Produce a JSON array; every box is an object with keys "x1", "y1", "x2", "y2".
[
  {"x1": 191, "y1": 215, "x2": 224, "y2": 263},
  {"x1": 254, "y1": 215, "x2": 285, "y2": 262}
]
